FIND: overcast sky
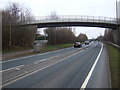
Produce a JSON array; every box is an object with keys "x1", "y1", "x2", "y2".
[{"x1": 0, "y1": 0, "x2": 117, "y2": 39}]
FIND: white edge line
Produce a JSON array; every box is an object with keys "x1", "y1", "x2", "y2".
[
  {"x1": 1, "y1": 47, "x2": 73, "y2": 63},
  {"x1": 2, "y1": 49, "x2": 84, "y2": 87},
  {"x1": 80, "y1": 43, "x2": 103, "y2": 89}
]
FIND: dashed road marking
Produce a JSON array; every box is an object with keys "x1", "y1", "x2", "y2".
[{"x1": 2, "y1": 49, "x2": 84, "y2": 87}]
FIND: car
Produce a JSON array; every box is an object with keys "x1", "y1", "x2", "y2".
[
  {"x1": 73, "y1": 42, "x2": 82, "y2": 48},
  {"x1": 85, "y1": 41, "x2": 89, "y2": 45}
]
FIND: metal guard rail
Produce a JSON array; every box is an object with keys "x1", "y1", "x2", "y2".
[{"x1": 107, "y1": 41, "x2": 120, "y2": 50}]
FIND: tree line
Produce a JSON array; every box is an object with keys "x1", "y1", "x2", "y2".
[
  {"x1": 103, "y1": 29, "x2": 115, "y2": 43},
  {"x1": 42, "y1": 12, "x2": 88, "y2": 45},
  {"x1": 44, "y1": 27, "x2": 88, "y2": 45},
  {"x1": 97, "y1": 28, "x2": 120, "y2": 45},
  {"x1": 2, "y1": 3, "x2": 36, "y2": 50},
  {"x1": 2, "y1": 3, "x2": 88, "y2": 51},
  {"x1": 44, "y1": 27, "x2": 75, "y2": 45}
]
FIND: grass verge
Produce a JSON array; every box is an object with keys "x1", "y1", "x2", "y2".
[
  {"x1": 3, "y1": 46, "x2": 33, "y2": 54},
  {"x1": 106, "y1": 43, "x2": 120, "y2": 88},
  {"x1": 2, "y1": 44, "x2": 73, "y2": 60},
  {"x1": 40, "y1": 43, "x2": 73, "y2": 53}
]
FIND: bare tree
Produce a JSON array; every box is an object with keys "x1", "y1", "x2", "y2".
[
  {"x1": 44, "y1": 27, "x2": 76, "y2": 45},
  {"x1": 103, "y1": 29, "x2": 115, "y2": 43},
  {"x1": 49, "y1": 11, "x2": 59, "y2": 20},
  {"x1": 77, "y1": 33, "x2": 88, "y2": 42},
  {"x1": 2, "y1": 3, "x2": 36, "y2": 50},
  {"x1": 44, "y1": 12, "x2": 76, "y2": 45}
]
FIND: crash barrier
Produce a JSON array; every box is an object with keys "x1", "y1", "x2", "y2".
[{"x1": 107, "y1": 41, "x2": 120, "y2": 50}]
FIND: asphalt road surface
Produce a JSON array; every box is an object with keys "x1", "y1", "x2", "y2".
[{"x1": 1, "y1": 41, "x2": 111, "y2": 88}]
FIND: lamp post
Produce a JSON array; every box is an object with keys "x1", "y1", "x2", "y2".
[
  {"x1": 116, "y1": 0, "x2": 118, "y2": 23},
  {"x1": 9, "y1": 22, "x2": 11, "y2": 47},
  {"x1": 116, "y1": 0, "x2": 119, "y2": 45}
]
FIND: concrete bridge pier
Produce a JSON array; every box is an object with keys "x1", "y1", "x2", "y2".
[
  {"x1": 21, "y1": 25, "x2": 38, "y2": 46},
  {"x1": 112, "y1": 26, "x2": 120, "y2": 45},
  {"x1": 28, "y1": 25, "x2": 38, "y2": 46}
]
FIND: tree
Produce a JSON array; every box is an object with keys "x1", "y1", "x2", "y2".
[
  {"x1": 2, "y1": 3, "x2": 36, "y2": 50},
  {"x1": 103, "y1": 29, "x2": 115, "y2": 43},
  {"x1": 44, "y1": 12, "x2": 75, "y2": 45},
  {"x1": 77, "y1": 33, "x2": 88, "y2": 42},
  {"x1": 49, "y1": 11, "x2": 59, "y2": 20},
  {"x1": 44, "y1": 27, "x2": 76, "y2": 45}
]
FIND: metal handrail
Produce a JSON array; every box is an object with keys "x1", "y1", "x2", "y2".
[{"x1": 30, "y1": 15, "x2": 117, "y2": 24}]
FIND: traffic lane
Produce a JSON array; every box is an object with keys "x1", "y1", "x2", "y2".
[
  {"x1": 3, "y1": 43, "x2": 102, "y2": 88},
  {"x1": 2, "y1": 41, "x2": 96, "y2": 70},
  {"x1": 2, "y1": 48, "x2": 83, "y2": 85},
  {"x1": 2, "y1": 46, "x2": 76, "y2": 70},
  {"x1": 2, "y1": 42, "x2": 94, "y2": 84},
  {"x1": 86, "y1": 44, "x2": 111, "y2": 88}
]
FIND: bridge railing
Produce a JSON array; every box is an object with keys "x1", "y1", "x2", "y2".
[{"x1": 31, "y1": 15, "x2": 117, "y2": 24}]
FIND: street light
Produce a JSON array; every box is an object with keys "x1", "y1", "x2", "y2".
[
  {"x1": 116, "y1": 0, "x2": 118, "y2": 22},
  {"x1": 116, "y1": 0, "x2": 119, "y2": 45},
  {"x1": 9, "y1": 22, "x2": 11, "y2": 47},
  {"x1": 116, "y1": 0, "x2": 120, "y2": 22}
]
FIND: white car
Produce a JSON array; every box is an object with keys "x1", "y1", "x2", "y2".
[{"x1": 85, "y1": 41, "x2": 89, "y2": 45}]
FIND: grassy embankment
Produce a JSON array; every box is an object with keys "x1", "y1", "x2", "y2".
[
  {"x1": 106, "y1": 43, "x2": 120, "y2": 88},
  {"x1": 3, "y1": 44, "x2": 73, "y2": 54},
  {"x1": 3, "y1": 46, "x2": 33, "y2": 54},
  {"x1": 40, "y1": 43, "x2": 73, "y2": 53},
  {"x1": 2, "y1": 44, "x2": 73, "y2": 60}
]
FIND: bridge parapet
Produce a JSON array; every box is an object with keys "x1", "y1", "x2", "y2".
[{"x1": 33, "y1": 15, "x2": 117, "y2": 24}]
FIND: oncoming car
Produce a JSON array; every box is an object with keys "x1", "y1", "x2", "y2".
[
  {"x1": 85, "y1": 41, "x2": 89, "y2": 45},
  {"x1": 73, "y1": 42, "x2": 82, "y2": 48}
]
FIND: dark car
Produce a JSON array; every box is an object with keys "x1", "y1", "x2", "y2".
[{"x1": 73, "y1": 42, "x2": 82, "y2": 48}]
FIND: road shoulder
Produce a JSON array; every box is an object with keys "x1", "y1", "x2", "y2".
[{"x1": 86, "y1": 43, "x2": 111, "y2": 88}]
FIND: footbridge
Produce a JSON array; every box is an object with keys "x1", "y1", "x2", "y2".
[{"x1": 26, "y1": 15, "x2": 118, "y2": 29}]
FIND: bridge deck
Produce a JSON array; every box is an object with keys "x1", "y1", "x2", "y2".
[{"x1": 25, "y1": 15, "x2": 118, "y2": 29}]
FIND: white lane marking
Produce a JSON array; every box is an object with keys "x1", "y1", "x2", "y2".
[
  {"x1": 3, "y1": 49, "x2": 84, "y2": 87},
  {"x1": 34, "y1": 55, "x2": 60, "y2": 64},
  {"x1": 0, "y1": 65, "x2": 24, "y2": 72},
  {"x1": 34, "y1": 55, "x2": 59, "y2": 64},
  {"x1": 34, "y1": 49, "x2": 79, "y2": 64},
  {"x1": 15, "y1": 68, "x2": 20, "y2": 71},
  {"x1": 1, "y1": 49, "x2": 76, "y2": 72},
  {"x1": 1, "y1": 47, "x2": 73, "y2": 63},
  {"x1": 2, "y1": 47, "x2": 83, "y2": 73},
  {"x1": 80, "y1": 43, "x2": 103, "y2": 89},
  {"x1": 3, "y1": 71, "x2": 28, "y2": 84}
]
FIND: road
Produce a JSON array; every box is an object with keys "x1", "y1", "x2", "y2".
[{"x1": 2, "y1": 41, "x2": 111, "y2": 88}]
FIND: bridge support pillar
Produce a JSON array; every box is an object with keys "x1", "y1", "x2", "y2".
[
  {"x1": 0, "y1": 12, "x2": 2, "y2": 52},
  {"x1": 21, "y1": 25, "x2": 37, "y2": 46},
  {"x1": 29, "y1": 25, "x2": 37, "y2": 46},
  {"x1": 112, "y1": 27, "x2": 120, "y2": 45}
]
